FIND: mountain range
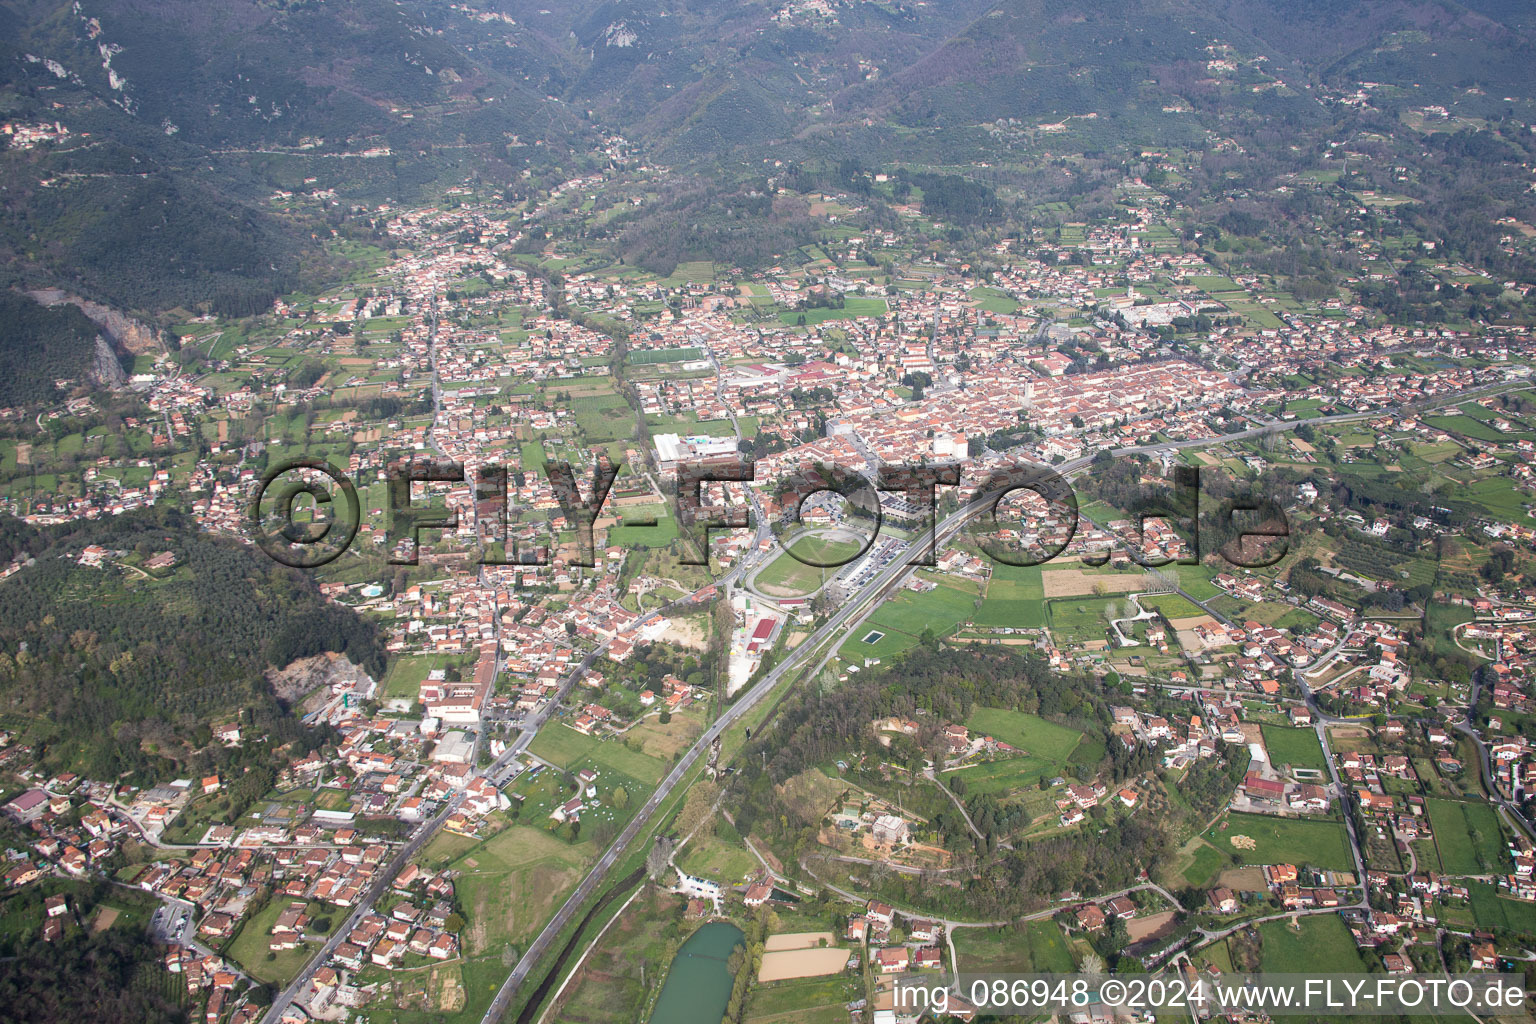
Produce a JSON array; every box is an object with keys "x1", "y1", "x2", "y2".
[{"x1": 1, "y1": 0, "x2": 1534, "y2": 373}]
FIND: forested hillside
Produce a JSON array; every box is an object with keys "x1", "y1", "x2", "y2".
[
  {"x1": 0, "y1": 507, "x2": 386, "y2": 781},
  {"x1": 0, "y1": 291, "x2": 112, "y2": 404}
]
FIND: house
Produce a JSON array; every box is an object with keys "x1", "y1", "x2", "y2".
[
  {"x1": 865, "y1": 900, "x2": 895, "y2": 927},
  {"x1": 1209, "y1": 888, "x2": 1239, "y2": 914},
  {"x1": 1075, "y1": 904, "x2": 1106, "y2": 932},
  {"x1": 845, "y1": 915, "x2": 868, "y2": 942},
  {"x1": 550, "y1": 797, "x2": 584, "y2": 823},
  {"x1": 1470, "y1": 941, "x2": 1498, "y2": 971},
  {"x1": 743, "y1": 881, "x2": 773, "y2": 907},
  {"x1": 907, "y1": 919, "x2": 938, "y2": 943},
  {"x1": 872, "y1": 814, "x2": 909, "y2": 845},
  {"x1": 875, "y1": 947, "x2": 910, "y2": 973},
  {"x1": 44, "y1": 895, "x2": 68, "y2": 918},
  {"x1": 270, "y1": 903, "x2": 309, "y2": 951}
]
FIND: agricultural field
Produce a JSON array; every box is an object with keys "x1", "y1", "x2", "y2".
[
  {"x1": 1215, "y1": 813, "x2": 1355, "y2": 872},
  {"x1": 746, "y1": 974, "x2": 864, "y2": 1024},
  {"x1": 1468, "y1": 881, "x2": 1536, "y2": 933},
  {"x1": 1178, "y1": 838, "x2": 1231, "y2": 888}
]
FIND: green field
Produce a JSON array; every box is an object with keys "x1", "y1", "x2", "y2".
[
  {"x1": 1260, "y1": 726, "x2": 1329, "y2": 772},
  {"x1": 528, "y1": 724, "x2": 669, "y2": 786},
  {"x1": 746, "y1": 974, "x2": 864, "y2": 1024},
  {"x1": 570, "y1": 394, "x2": 634, "y2": 441},
  {"x1": 1181, "y1": 839, "x2": 1230, "y2": 887},
  {"x1": 966, "y1": 707, "x2": 1083, "y2": 761},
  {"x1": 449, "y1": 825, "x2": 593, "y2": 956},
  {"x1": 779, "y1": 297, "x2": 888, "y2": 326},
  {"x1": 1045, "y1": 598, "x2": 1117, "y2": 645},
  {"x1": 627, "y1": 347, "x2": 703, "y2": 364},
  {"x1": 969, "y1": 286, "x2": 1020, "y2": 314},
  {"x1": 380, "y1": 654, "x2": 470, "y2": 701},
  {"x1": 755, "y1": 535, "x2": 866, "y2": 596},
  {"x1": 607, "y1": 505, "x2": 679, "y2": 548},
  {"x1": 1258, "y1": 914, "x2": 1366, "y2": 973},
  {"x1": 972, "y1": 563, "x2": 1046, "y2": 628},
  {"x1": 226, "y1": 898, "x2": 320, "y2": 985},
  {"x1": 945, "y1": 755, "x2": 1061, "y2": 795},
  {"x1": 1217, "y1": 813, "x2": 1355, "y2": 871},
  {"x1": 839, "y1": 625, "x2": 922, "y2": 666},
  {"x1": 1467, "y1": 881, "x2": 1536, "y2": 933},
  {"x1": 954, "y1": 918, "x2": 1075, "y2": 973},
  {"x1": 1426, "y1": 798, "x2": 1506, "y2": 875},
  {"x1": 866, "y1": 577, "x2": 981, "y2": 639},
  {"x1": 1422, "y1": 414, "x2": 1520, "y2": 443},
  {"x1": 1138, "y1": 593, "x2": 1207, "y2": 621},
  {"x1": 944, "y1": 708, "x2": 1085, "y2": 795},
  {"x1": 780, "y1": 533, "x2": 866, "y2": 569}
]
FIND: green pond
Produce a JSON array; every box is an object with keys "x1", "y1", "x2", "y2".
[{"x1": 649, "y1": 920, "x2": 745, "y2": 1024}]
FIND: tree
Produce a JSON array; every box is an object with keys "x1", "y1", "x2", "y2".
[
  {"x1": 678, "y1": 779, "x2": 719, "y2": 839},
  {"x1": 647, "y1": 836, "x2": 676, "y2": 882}
]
